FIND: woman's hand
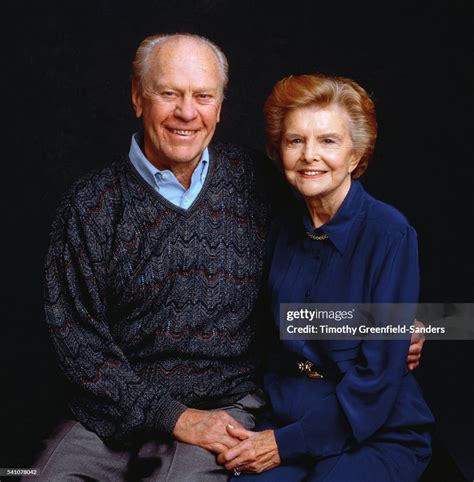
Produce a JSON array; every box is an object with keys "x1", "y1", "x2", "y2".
[{"x1": 217, "y1": 425, "x2": 281, "y2": 474}]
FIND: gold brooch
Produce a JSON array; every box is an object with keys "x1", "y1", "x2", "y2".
[{"x1": 298, "y1": 360, "x2": 324, "y2": 379}]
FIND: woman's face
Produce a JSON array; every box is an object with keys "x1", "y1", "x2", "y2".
[{"x1": 280, "y1": 104, "x2": 360, "y2": 204}]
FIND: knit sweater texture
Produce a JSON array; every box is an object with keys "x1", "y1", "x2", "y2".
[{"x1": 44, "y1": 143, "x2": 270, "y2": 444}]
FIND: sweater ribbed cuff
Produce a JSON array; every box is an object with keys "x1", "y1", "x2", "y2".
[{"x1": 154, "y1": 394, "x2": 188, "y2": 434}]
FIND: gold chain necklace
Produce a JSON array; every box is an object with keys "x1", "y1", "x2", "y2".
[{"x1": 305, "y1": 231, "x2": 328, "y2": 241}]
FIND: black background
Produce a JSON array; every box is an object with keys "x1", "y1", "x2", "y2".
[{"x1": 4, "y1": 0, "x2": 474, "y2": 479}]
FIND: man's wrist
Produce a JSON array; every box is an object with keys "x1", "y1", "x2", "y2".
[
  {"x1": 172, "y1": 408, "x2": 201, "y2": 440},
  {"x1": 157, "y1": 398, "x2": 188, "y2": 435}
]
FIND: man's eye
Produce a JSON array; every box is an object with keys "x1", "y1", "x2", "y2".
[
  {"x1": 322, "y1": 138, "x2": 335, "y2": 144},
  {"x1": 197, "y1": 94, "x2": 211, "y2": 100},
  {"x1": 289, "y1": 138, "x2": 303, "y2": 144},
  {"x1": 162, "y1": 91, "x2": 176, "y2": 97}
]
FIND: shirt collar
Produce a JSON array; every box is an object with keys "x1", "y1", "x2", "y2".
[
  {"x1": 128, "y1": 132, "x2": 209, "y2": 188},
  {"x1": 290, "y1": 180, "x2": 365, "y2": 255}
]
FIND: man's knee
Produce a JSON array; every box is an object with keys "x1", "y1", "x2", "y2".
[{"x1": 28, "y1": 419, "x2": 130, "y2": 482}]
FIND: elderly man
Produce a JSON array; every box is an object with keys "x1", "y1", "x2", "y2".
[
  {"x1": 35, "y1": 33, "x2": 268, "y2": 482},
  {"x1": 34, "y1": 33, "x2": 423, "y2": 481}
]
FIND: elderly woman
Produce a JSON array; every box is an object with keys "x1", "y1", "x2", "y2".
[{"x1": 220, "y1": 75, "x2": 434, "y2": 481}]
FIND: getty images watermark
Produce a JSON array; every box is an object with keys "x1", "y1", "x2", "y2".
[{"x1": 280, "y1": 303, "x2": 474, "y2": 340}]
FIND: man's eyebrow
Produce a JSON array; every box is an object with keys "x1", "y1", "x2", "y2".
[
  {"x1": 192, "y1": 86, "x2": 220, "y2": 93},
  {"x1": 147, "y1": 83, "x2": 219, "y2": 93},
  {"x1": 148, "y1": 82, "x2": 172, "y2": 90},
  {"x1": 317, "y1": 132, "x2": 343, "y2": 139}
]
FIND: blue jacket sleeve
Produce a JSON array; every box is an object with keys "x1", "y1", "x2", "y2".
[{"x1": 275, "y1": 226, "x2": 419, "y2": 461}]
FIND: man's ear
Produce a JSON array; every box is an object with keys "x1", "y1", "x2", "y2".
[
  {"x1": 131, "y1": 80, "x2": 143, "y2": 118},
  {"x1": 216, "y1": 101, "x2": 222, "y2": 123}
]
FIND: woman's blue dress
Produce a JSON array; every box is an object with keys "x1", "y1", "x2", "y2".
[{"x1": 235, "y1": 180, "x2": 433, "y2": 481}]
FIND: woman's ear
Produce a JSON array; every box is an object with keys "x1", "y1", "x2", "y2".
[{"x1": 348, "y1": 153, "x2": 361, "y2": 174}]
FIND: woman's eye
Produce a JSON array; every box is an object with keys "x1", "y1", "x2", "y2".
[
  {"x1": 289, "y1": 138, "x2": 302, "y2": 144},
  {"x1": 322, "y1": 138, "x2": 335, "y2": 144}
]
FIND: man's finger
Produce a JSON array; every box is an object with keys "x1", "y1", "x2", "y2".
[
  {"x1": 217, "y1": 413, "x2": 246, "y2": 431},
  {"x1": 411, "y1": 321, "x2": 426, "y2": 341},
  {"x1": 408, "y1": 344, "x2": 422, "y2": 356},
  {"x1": 227, "y1": 424, "x2": 252, "y2": 440},
  {"x1": 217, "y1": 440, "x2": 249, "y2": 464},
  {"x1": 217, "y1": 449, "x2": 238, "y2": 465},
  {"x1": 210, "y1": 442, "x2": 231, "y2": 454},
  {"x1": 217, "y1": 434, "x2": 243, "y2": 449}
]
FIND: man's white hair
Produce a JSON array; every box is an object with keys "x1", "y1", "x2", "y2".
[{"x1": 132, "y1": 33, "x2": 229, "y2": 97}]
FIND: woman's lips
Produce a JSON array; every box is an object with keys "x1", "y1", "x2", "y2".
[{"x1": 298, "y1": 170, "x2": 327, "y2": 179}]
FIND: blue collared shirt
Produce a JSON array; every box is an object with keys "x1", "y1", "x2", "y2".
[{"x1": 128, "y1": 132, "x2": 209, "y2": 209}]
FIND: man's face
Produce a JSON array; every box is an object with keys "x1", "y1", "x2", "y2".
[{"x1": 132, "y1": 39, "x2": 223, "y2": 171}]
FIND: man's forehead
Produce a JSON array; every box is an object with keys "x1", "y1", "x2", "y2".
[
  {"x1": 145, "y1": 38, "x2": 223, "y2": 91},
  {"x1": 151, "y1": 37, "x2": 216, "y2": 67}
]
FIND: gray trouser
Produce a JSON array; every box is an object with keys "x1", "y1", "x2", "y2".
[{"x1": 26, "y1": 392, "x2": 265, "y2": 482}]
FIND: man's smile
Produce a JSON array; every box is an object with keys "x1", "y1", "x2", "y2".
[{"x1": 168, "y1": 128, "x2": 198, "y2": 136}]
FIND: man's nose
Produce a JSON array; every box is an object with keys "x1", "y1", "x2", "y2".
[{"x1": 175, "y1": 95, "x2": 198, "y2": 121}]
